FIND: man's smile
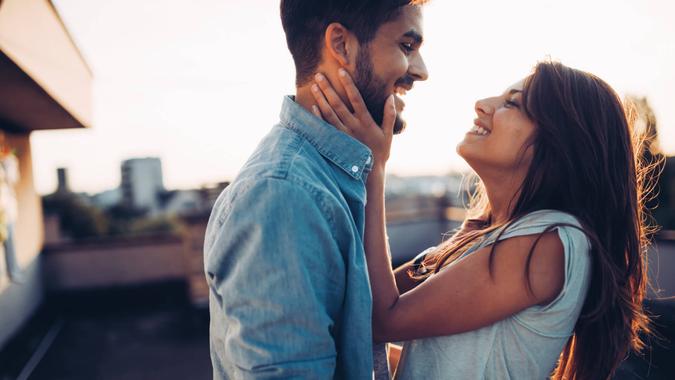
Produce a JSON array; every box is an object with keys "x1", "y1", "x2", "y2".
[{"x1": 393, "y1": 78, "x2": 415, "y2": 112}]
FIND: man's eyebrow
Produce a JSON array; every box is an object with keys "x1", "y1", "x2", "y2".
[{"x1": 403, "y1": 30, "x2": 423, "y2": 44}]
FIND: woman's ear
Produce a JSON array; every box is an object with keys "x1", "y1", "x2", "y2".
[{"x1": 324, "y1": 23, "x2": 358, "y2": 67}]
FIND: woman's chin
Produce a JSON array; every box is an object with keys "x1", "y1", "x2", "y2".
[
  {"x1": 456, "y1": 140, "x2": 474, "y2": 161},
  {"x1": 456, "y1": 143, "x2": 486, "y2": 174}
]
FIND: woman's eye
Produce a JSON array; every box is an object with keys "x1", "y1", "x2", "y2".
[{"x1": 504, "y1": 99, "x2": 520, "y2": 109}]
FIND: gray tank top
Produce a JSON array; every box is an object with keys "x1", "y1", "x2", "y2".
[{"x1": 394, "y1": 210, "x2": 592, "y2": 379}]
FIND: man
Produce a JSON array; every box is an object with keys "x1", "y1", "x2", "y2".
[{"x1": 204, "y1": 1, "x2": 428, "y2": 378}]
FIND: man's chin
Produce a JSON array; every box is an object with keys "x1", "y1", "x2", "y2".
[{"x1": 393, "y1": 116, "x2": 406, "y2": 135}]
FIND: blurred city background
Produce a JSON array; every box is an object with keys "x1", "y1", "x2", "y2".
[{"x1": 0, "y1": 0, "x2": 674, "y2": 379}]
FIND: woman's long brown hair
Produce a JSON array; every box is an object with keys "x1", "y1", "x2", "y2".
[{"x1": 413, "y1": 61, "x2": 657, "y2": 379}]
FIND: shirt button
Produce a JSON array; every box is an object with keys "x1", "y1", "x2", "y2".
[
  {"x1": 351, "y1": 165, "x2": 359, "y2": 173},
  {"x1": 365, "y1": 156, "x2": 372, "y2": 165}
]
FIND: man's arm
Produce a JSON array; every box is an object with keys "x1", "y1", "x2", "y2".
[{"x1": 205, "y1": 177, "x2": 344, "y2": 379}]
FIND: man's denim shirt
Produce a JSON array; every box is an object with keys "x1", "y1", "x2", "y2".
[{"x1": 204, "y1": 96, "x2": 375, "y2": 379}]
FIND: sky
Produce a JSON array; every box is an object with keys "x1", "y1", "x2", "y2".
[{"x1": 31, "y1": 0, "x2": 675, "y2": 195}]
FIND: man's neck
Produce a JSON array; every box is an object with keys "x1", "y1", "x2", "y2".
[{"x1": 294, "y1": 85, "x2": 316, "y2": 115}]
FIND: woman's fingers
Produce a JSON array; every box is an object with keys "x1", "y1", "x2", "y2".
[
  {"x1": 310, "y1": 82, "x2": 350, "y2": 134},
  {"x1": 337, "y1": 68, "x2": 370, "y2": 117},
  {"x1": 381, "y1": 95, "x2": 397, "y2": 138},
  {"x1": 311, "y1": 105, "x2": 322, "y2": 119},
  {"x1": 314, "y1": 73, "x2": 358, "y2": 126}
]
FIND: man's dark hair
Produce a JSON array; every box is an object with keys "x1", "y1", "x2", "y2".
[{"x1": 280, "y1": 0, "x2": 426, "y2": 86}]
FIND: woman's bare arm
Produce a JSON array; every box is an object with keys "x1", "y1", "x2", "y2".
[{"x1": 394, "y1": 262, "x2": 419, "y2": 294}]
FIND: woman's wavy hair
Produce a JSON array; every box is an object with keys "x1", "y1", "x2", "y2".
[{"x1": 413, "y1": 61, "x2": 657, "y2": 379}]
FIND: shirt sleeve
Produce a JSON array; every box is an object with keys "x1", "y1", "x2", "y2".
[{"x1": 205, "y1": 177, "x2": 345, "y2": 379}]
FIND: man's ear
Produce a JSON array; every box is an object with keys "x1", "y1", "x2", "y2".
[{"x1": 324, "y1": 23, "x2": 358, "y2": 67}]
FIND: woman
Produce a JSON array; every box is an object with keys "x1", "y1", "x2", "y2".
[{"x1": 310, "y1": 61, "x2": 652, "y2": 379}]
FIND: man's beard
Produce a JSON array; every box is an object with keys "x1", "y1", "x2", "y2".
[{"x1": 353, "y1": 48, "x2": 407, "y2": 134}]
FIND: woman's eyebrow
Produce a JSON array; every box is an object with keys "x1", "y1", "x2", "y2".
[{"x1": 508, "y1": 89, "x2": 523, "y2": 95}]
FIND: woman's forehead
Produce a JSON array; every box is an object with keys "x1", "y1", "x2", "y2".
[{"x1": 506, "y1": 79, "x2": 526, "y2": 94}]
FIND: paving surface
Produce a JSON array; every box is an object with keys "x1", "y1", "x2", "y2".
[{"x1": 26, "y1": 283, "x2": 212, "y2": 380}]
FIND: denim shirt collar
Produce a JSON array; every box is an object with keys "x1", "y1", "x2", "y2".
[{"x1": 279, "y1": 96, "x2": 373, "y2": 180}]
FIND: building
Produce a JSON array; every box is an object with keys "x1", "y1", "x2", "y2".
[
  {"x1": 159, "y1": 189, "x2": 204, "y2": 216},
  {"x1": 54, "y1": 168, "x2": 70, "y2": 194},
  {"x1": 0, "y1": 0, "x2": 92, "y2": 349},
  {"x1": 90, "y1": 187, "x2": 123, "y2": 210},
  {"x1": 121, "y1": 157, "x2": 164, "y2": 214}
]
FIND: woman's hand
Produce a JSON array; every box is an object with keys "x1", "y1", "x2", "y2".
[
  {"x1": 310, "y1": 68, "x2": 396, "y2": 168},
  {"x1": 312, "y1": 73, "x2": 398, "y2": 344}
]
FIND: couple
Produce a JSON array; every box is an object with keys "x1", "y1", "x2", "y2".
[{"x1": 204, "y1": 1, "x2": 651, "y2": 379}]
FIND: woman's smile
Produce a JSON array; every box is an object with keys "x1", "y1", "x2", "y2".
[{"x1": 467, "y1": 123, "x2": 491, "y2": 136}]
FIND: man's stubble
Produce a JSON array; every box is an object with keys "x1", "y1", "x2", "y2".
[{"x1": 353, "y1": 47, "x2": 406, "y2": 134}]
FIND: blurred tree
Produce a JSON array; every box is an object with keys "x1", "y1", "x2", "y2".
[
  {"x1": 104, "y1": 203, "x2": 148, "y2": 236},
  {"x1": 129, "y1": 215, "x2": 184, "y2": 235},
  {"x1": 42, "y1": 192, "x2": 107, "y2": 239}
]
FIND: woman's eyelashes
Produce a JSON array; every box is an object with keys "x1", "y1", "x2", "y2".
[{"x1": 504, "y1": 99, "x2": 521, "y2": 109}]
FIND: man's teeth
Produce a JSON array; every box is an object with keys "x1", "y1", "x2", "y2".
[
  {"x1": 470, "y1": 124, "x2": 490, "y2": 136},
  {"x1": 395, "y1": 87, "x2": 407, "y2": 96}
]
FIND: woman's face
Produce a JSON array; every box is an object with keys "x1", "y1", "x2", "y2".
[{"x1": 457, "y1": 79, "x2": 536, "y2": 177}]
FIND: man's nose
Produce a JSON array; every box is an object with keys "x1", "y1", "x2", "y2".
[{"x1": 409, "y1": 54, "x2": 429, "y2": 82}]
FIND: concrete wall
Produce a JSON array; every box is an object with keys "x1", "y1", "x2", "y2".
[
  {"x1": 0, "y1": 0, "x2": 92, "y2": 128},
  {"x1": 0, "y1": 0, "x2": 91, "y2": 350},
  {"x1": 182, "y1": 214, "x2": 209, "y2": 306},
  {"x1": 8, "y1": 133, "x2": 44, "y2": 270},
  {"x1": 0, "y1": 259, "x2": 43, "y2": 349},
  {"x1": 0, "y1": 132, "x2": 44, "y2": 348},
  {"x1": 43, "y1": 235, "x2": 185, "y2": 290}
]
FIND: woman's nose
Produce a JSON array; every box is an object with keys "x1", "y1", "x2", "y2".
[{"x1": 475, "y1": 98, "x2": 494, "y2": 116}]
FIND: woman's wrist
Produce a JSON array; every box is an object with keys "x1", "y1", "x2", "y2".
[
  {"x1": 369, "y1": 163, "x2": 386, "y2": 177},
  {"x1": 366, "y1": 163, "x2": 386, "y2": 188}
]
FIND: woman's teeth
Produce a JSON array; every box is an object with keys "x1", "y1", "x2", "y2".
[{"x1": 470, "y1": 124, "x2": 490, "y2": 136}]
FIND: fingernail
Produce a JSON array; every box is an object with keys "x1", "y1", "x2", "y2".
[
  {"x1": 312, "y1": 84, "x2": 319, "y2": 92},
  {"x1": 338, "y1": 68, "x2": 347, "y2": 77},
  {"x1": 312, "y1": 105, "x2": 319, "y2": 114},
  {"x1": 315, "y1": 73, "x2": 324, "y2": 81}
]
